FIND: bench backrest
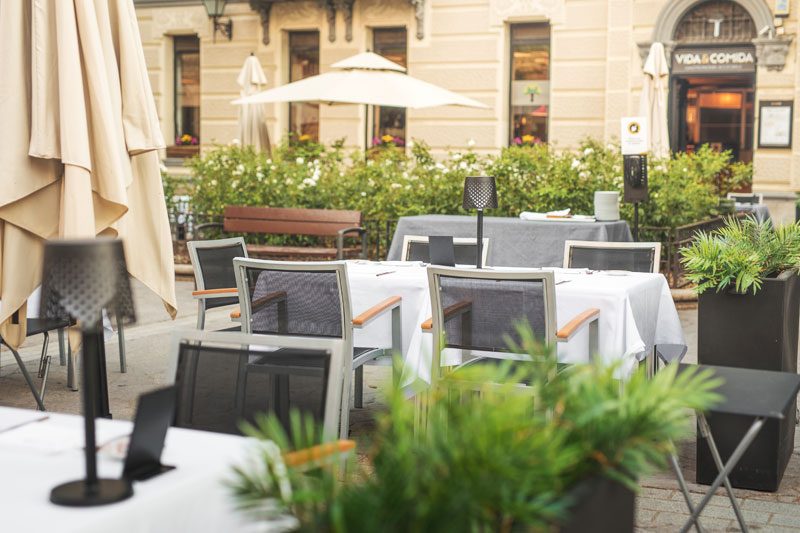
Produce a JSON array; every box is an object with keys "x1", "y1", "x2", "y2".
[{"x1": 223, "y1": 206, "x2": 362, "y2": 237}]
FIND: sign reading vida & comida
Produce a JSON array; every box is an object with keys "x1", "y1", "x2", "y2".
[{"x1": 671, "y1": 46, "x2": 756, "y2": 75}]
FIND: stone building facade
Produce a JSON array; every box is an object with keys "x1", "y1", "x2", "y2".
[{"x1": 134, "y1": 0, "x2": 800, "y2": 220}]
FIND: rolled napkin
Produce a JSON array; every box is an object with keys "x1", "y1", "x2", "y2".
[{"x1": 520, "y1": 211, "x2": 596, "y2": 222}]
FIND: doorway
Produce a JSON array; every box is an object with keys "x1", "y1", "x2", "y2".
[{"x1": 672, "y1": 75, "x2": 755, "y2": 163}]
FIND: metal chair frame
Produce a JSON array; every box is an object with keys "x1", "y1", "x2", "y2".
[
  {"x1": 187, "y1": 237, "x2": 247, "y2": 330},
  {"x1": 232, "y1": 258, "x2": 402, "y2": 439},
  {"x1": 400, "y1": 235, "x2": 490, "y2": 267},
  {"x1": 166, "y1": 329, "x2": 345, "y2": 439},
  {"x1": 563, "y1": 240, "x2": 662, "y2": 274}
]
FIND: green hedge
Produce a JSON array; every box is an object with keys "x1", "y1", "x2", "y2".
[{"x1": 171, "y1": 137, "x2": 751, "y2": 233}]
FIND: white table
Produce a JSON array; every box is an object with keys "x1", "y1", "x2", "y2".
[
  {"x1": 0, "y1": 407, "x2": 265, "y2": 533},
  {"x1": 346, "y1": 262, "x2": 685, "y2": 381}
]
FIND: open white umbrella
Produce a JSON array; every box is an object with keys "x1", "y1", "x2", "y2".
[
  {"x1": 237, "y1": 54, "x2": 271, "y2": 153},
  {"x1": 0, "y1": 0, "x2": 177, "y2": 346},
  {"x1": 639, "y1": 43, "x2": 671, "y2": 159},
  {"x1": 234, "y1": 52, "x2": 487, "y2": 148}
]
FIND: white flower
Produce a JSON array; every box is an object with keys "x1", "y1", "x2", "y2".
[
  {"x1": 361, "y1": 191, "x2": 367, "y2": 197},
  {"x1": 571, "y1": 159, "x2": 580, "y2": 169},
  {"x1": 231, "y1": 180, "x2": 239, "y2": 190},
  {"x1": 230, "y1": 138, "x2": 240, "y2": 146},
  {"x1": 459, "y1": 161, "x2": 468, "y2": 170},
  {"x1": 256, "y1": 172, "x2": 264, "y2": 180},
  {"x1": 452, "y1": 153, "x2": 462, "y2": 161},
  {"x1": 210, "y1": 179, "x2": 218, "y2": 186},
  {"x1": 467, "y1": 139, "x2": 476, "y2": 148},
  {"x1": 296, "y1": 157, "x2": 304, "y2": 165},
  {"x1": 391, "y1": 183, "x2": 402, "y2": 189},
  {"x1": 583, "y1": 147, "x2": 594, "y2": 155},
  {"x1": 407, "y1": 140, "x2": 414, "y2": 148},
  {"x1": 579, "y1": 171, "x2": 589, "y2": 179},
  {"x1": 270, "y1": 165, "x2": 277, "y2": 171},
  {"x1": 266, "y1": 159, "x2": 272, "y2": 165},
  {"x1": 302, "y1": 178, "x2": 316, "y2": 187}
]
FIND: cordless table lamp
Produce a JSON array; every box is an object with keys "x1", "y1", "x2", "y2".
[
  {"x1": 41, "y1": 239, "x2": 136, "y2": 506},
  {"x1": 462, "y1": 176, "x2": 497, "y2": 268}
]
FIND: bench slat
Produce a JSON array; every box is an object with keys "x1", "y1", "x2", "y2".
[{"x1": 223, "y1": 206, "x2": 362, "y2": 237}]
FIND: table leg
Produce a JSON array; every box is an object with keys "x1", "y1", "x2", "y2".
[
  {"x1": 680, "y1": 417, "x2": 764, "y2": 533},
  {"x1": 698, "y1": 415, "x2": 748, "y2": 530},
  {"x1": 669, "y1": 452, "x2": 706, "y2": 533}
]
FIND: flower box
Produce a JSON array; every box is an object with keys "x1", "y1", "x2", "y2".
[
  {"x1": 166, "y1": 145, "x2": 199, "y2": 159},
  {"x1": 559, "y1": 476, "x2": 635, "y2": 533}
]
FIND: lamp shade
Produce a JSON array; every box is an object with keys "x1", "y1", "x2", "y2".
[
  {"x1": 462, "y1": 176, "x2": 498, "y2": 210},
  {"x1": 202, "y1": 0, "x2": 227, "y2": 17},
  {"x1": 40, "y1": 239, "x2": 135, "y2": 330}
]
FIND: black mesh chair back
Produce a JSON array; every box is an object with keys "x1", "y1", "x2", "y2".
[
  {"x1": 404, "y1": 237, "x2": 488, "y2": 266},
  {"x1": 234, "y1": 260, "x2": 349, "y2": 340},
  {"x1": 565, "y1": 241, "x2": 660, "y2": 274},
  {"x1": 437, "y1": 275, "x2": 550, "y2": 353},
  {"x1": 190, "y1": 238, "x2": 247, "y2": 310},
  {"x1": 170, "y1": 331, "x2": 343, "y2": 437},
  {"x1": 728, "y1": 193, "x2": 761, "y2": 205}
]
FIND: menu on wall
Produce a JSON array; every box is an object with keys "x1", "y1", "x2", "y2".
[{"x1": 758, "y1": 101, "x2": 793, "y2": 148}]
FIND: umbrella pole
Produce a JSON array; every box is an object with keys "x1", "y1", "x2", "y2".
[{"x1": 364, "y1": 104, "x2": 369, "y2": 156}]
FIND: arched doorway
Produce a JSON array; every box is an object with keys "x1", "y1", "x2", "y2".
[{"x1": 669, "y1": 1, "x2": 758, "y2": 163}]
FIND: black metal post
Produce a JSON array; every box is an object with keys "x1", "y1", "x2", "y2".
[
  {"x1": 633, "y1": 203, "x2": 640, "y2": 242},
  {"x1": 476, "y1": 209, "x2": 484, "y2": 269}
]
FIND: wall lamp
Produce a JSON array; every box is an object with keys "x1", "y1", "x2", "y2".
[{"x1": 202, "y1": 0, "x2": 233, "y2": 42}]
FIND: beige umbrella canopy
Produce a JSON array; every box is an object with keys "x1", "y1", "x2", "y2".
[
  {"x1": 639, "y1": 42, "x2": 671, "y2": 159},
  {"x1": 237, "y1": 54, "x2": 271, "y2": 153},
  {"x1": 0, "y1": 0, "x2": 177, "y2": 347}
]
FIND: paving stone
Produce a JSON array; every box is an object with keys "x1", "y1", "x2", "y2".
[
  {"x1": 771, "y1": 513, "x2": 800, "y2": 528},
  {"x1": 637, "y1": 496, "x2": 691, "y2": 513},
  {"x1": 742, "y1": 499, "x2": 800, "y2": 516}
]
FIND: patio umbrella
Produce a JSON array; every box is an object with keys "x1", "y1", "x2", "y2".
[
  {"x1": 237, "y1": 54, "x2": 271, "y2": 153},
  {"x1": 639, "y1": 42, "x2": 671, "y2": 159},
  {"x1": 233, "y1": 52, "x2": 487, "y2": 148},
  {"x1": 0, "y1": 0, "x2": 177, "y2": 347}
]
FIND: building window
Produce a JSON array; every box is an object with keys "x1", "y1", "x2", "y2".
[
  {"x1": 289, "y1": 31, "x2": 320, "y2": 141},
  {"x1": 171, "y1": 35, "x2": 200, "y2": 156},
  {"x1": 373, "y1": 27, "x2": 407, "y2": 147},
  {"x1": 509, "y1": 23, "x2": 550, "y2": 145}
]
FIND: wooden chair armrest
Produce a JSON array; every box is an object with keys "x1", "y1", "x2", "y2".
[
  {"x1": 352, "y1": 296, "x2": 401, "y2": 329},
  {"x1": 192, "y1": 287, "x2": 238, "y2": 298},
  {"x1": 251, "y1": 291, "x2": 288, "y2": 312},
  {"x1": 283, "y1": 440, "x2": 356, "y2": 469},
  {"x1": 336, "y1": 226, "x2": 367, "y2": 237},
  {"x1": 420, "y1": 300, "x2": 472, "y2": 331},
  {"x1": 556, "y1": 308, "x2": 600, "y2": 341}
]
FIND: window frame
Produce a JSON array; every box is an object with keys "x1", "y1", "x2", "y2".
[
  {"x1": 371, "y1": 26, "x2": 408, "y2": 148},
  {"x1": 287, "y1": 30, "x2": 321, "y2": 141}
]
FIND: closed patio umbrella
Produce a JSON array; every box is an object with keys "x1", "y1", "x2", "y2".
[
  {"x1": 639, "y1": 43, "x2": 671, "y2": 159},
  {"x1": 0, "y1": 0, "x2": 177, "y2": 347},
  {"x1": 233, "y1": 52, "x2": 488, "y2": 149},
  {"x1": 237, "y1": 54, "x2": 271, "y2": 153}
]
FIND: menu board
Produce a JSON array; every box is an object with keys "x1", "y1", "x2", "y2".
[{"x1": 758, "y1": 101, "x2": 793, "y2": 148}]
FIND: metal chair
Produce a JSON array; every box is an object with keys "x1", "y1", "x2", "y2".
[
  {"x1": 562, "y1": 240, "x2": 684, "y2": 370},
  {"x1": 233, "y1": 259, "x2": 402, "y2": 439},
  {"x1": 401, "y1": 235, "x2": 490, "y2": 267},
  {"x1": 2, "y1": 316, "x2": 71, "y2": 410},
  {"x1": 187, "y1": 237, "x2": 247, "y2": 330},
  {"x1": 167, "y1": 329, "x2": 345, "y2": 439},
  {"x1": 727, "y1": 192, "x2": 763, "y2": 205},
  {"x1": 563, "y1": 240, "x2": 661, "y2": 274},
  {"x1": 423, "y1": 267, "x2": 599, "y2": 389}
]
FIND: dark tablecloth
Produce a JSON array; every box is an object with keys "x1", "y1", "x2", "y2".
[{"x1": 387, "y1": 215, "x2": 633, "y2": 267}]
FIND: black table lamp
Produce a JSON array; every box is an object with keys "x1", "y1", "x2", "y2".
[
  {"x1": 41, "y1": 239, "x2": 136, "y2": 506},
  {"x1": 462, "y1": 176, "x2": 498, "y2": 268}
]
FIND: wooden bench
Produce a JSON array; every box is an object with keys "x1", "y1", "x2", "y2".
[{"x1": 196, "y1": 206, "x2": 368, "y2": 260}]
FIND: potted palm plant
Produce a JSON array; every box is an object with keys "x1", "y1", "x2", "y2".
[
  {"x1": 681, "y1": 217, "x2": 800, "y2": 490},
  {"x1": 228, "y1": 328, "x2": 719, "y2": 532}
]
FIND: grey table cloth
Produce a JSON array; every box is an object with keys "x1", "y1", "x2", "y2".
[
  {"x1": 387, "y1": 215, "x2": 632, "y2": 267},
  {"x1": 735, "y1": 204, "x2": 771, "y2": 224}
]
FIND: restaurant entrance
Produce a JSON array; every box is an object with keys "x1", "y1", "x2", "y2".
[{"x1": 672, "y1": 74, "x2": 755, "y2": 163}]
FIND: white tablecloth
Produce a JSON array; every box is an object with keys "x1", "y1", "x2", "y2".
[
  {"x1": 0, "y1": 407, "x2": 262, "y2": 533},
  {"x1": 347, "y1": 262, "x2": 685, "y2": 381}
]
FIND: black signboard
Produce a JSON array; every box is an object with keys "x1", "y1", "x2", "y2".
[{"x1": 672, "y1": 46, "x2": 756, "y2": 75}]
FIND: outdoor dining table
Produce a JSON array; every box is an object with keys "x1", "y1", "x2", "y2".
[
  {"x1": 0, "y1": 406, "x2": 262, "y2": 533},
  {"x1": 347, "y1": 261, "x2": 685, "y2": 382},
  {"x1": 386, "y1": 214, "x2": 633, "y2": 267}
]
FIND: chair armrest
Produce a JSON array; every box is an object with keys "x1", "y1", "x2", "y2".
[
  {"x1": 556, "y1": 308, "x2": 600, "y2": 342},
  {"x1": 251, "y1": 291, "x2": 288, "y2": 313},
  {"x1": 230, "y1": 308, "x2": 241, "y2": 320},
  {"x1": 352, "y1": 296, "x2": 401, "y2": 329},
  {"x1": 337, "y1": 226, "x2": 367, "y2": 238},
  {"x1": 283, "y1": 440, "x2": 356, "y2": 471},
  {"x1": 192, "y1": 287, "x2": 238, "y2": 299},
  {"x1": 421, "y1": 300, "x2": 472, "y2": 331}
]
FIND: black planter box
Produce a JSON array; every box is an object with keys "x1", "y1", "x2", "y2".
[
  {"x1": 559, "y1": 476, "x2": 634, "y2": 533},
  {"x1": 697, "y1": 271, "x2": 800, "y2": 491}
]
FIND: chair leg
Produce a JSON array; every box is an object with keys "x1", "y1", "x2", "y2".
[
  {"x1": 8, "y1": 346, "x2": 46, "y2": 411},
  {"x1": 354, "y1": 365, "x2": 364, "y2": 409},
  {"x1": 37, "y1": 332, "x2": 50, "y2": 379},
  {"x1": 117, "y1": 320, "x2": 127, "y2": 373},
  {"x1": 67, "y1": 338, "x2": 78, "y2": 392},
  {"x1": 57, "y1": 328, "x2": 67, "y2": 366}
]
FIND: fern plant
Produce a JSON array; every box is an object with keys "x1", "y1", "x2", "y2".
[
  {"x1": 681, "y1": 217, "x2": 800, "y2": 294},
  {"x1": 229, "y1": 329, "x2": 720, "y2": 532}
]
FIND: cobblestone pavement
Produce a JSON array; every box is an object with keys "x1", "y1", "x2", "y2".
[{"x1": 1, "y1": 280, "x2": 799, "y2": 531}]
